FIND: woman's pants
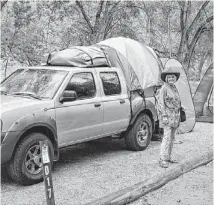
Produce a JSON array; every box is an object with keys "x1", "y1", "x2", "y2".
[{"x1": 160, "y1": 127, "x2": 177, "y2": 161}]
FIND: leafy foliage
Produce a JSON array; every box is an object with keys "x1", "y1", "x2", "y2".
[{"x1": 1, "y1": 0, "x2": 213, "y2": 80}]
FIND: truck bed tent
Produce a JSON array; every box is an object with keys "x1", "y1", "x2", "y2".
[
  {"x1": 163, "y1": 59, "x2": 196, "y2": 134},
  {"x1": 98, "y1": 37, "x2": 163, "y2": 89},
  {"x1": 46, "y1": 37, "x2": 163, "y2": 93},
  {"x1": 193, "y1": 63, "x2": 213, "y2": 123}
]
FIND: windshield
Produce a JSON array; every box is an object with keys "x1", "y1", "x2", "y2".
[{"x1": 1, "y1": 68, "x2": 68, "y2": 99}]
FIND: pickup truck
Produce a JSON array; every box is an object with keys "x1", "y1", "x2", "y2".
[{"x1": 1, "y1": 66, "x2": 157, "y2": 185}]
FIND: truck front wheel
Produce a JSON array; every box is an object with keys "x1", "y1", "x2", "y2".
[
  {"x1": 125, "y1": 113, "x2": 153, "y2": 151},
  {"x1": 7, "y1": 133, "x2": 54, "y2": 185}
]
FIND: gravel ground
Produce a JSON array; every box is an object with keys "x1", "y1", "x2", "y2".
[
  {"x1": 1, "y1": 122, "x2": 213, "y2": 205},
  {"x1": 130, "y1": 161, "x2": 213, "y2": 205}
]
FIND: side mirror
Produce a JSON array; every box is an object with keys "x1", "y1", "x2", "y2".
[{"x1": 60, "y1": 90, "x2": 77, "y2": 103}]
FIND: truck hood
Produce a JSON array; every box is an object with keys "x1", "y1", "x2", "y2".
[
  {"x1": 1, "y1": 95, "x2": 53, "y2": 113},
  {"x1": 1, "y1": 95, "x2": 55, "y2": 132}
]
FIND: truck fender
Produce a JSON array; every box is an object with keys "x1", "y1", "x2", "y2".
[
  {"x1": 6, "y1": 113, "x2": 59, "y2": 161},
  {"x1": 129, "y1": 99, "x2": 157, "y2": 130}
]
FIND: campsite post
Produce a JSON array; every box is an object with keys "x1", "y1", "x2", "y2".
[{"x1": 40, "y1": 141, "x2": 55, "y2": 205}]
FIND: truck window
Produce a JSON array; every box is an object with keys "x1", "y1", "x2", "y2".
[
  {"x1": 65, "y1": 72, "x2": 96, "y2": 100},
  {"x1": 100, "y1": 72, "x2": 121, "y2": 96}
]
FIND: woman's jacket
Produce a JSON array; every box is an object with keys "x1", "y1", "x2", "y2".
[{"x1": 156, "y1": 84, "x2": 181, "y2": 128}]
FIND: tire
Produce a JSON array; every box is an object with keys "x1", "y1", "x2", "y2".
[
  {"x1": 125, "y1": 113, "x2": 153, "y2": 151},
  {"x1": 7, "y1": 133, "x2": 54, "y2": 185}
]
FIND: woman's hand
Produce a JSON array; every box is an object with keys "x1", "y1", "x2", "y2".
[{"x1": 162, "y1": 116, "x2": 168, "y2": 125}]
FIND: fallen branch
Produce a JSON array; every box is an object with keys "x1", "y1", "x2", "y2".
[{"x1": 85, "y1": 149, "x2": 213, "y2": 205}]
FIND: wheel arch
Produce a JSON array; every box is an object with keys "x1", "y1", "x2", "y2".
[
  {"x1": 130, "y1": 109, "x2": 155, "y2": 132},
  {"x1": 125, "y1": 109, "x2": 153, "y2": 151},
  {"x1": 13, "y1": 123, "x2": 59, "y2": 161}
]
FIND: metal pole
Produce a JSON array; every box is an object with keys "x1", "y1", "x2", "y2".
[{"x1": 40, "y1": 141, "x2": 55, "y2": 205}]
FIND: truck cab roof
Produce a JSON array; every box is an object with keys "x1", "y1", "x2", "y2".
[{"x1": 21, "y1": 66, "x2": 119, "y2": 72}]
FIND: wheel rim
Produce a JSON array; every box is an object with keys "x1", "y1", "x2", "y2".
[
  {"x1": 136, "y1": 122, "x2": 149, "y2": 146},
  {"x1": 25, "y1": 144, "x2": 42, "y2": 175}
]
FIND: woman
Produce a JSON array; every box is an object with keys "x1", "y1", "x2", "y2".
[{"x1": 156, "y1": 67, "x2": 181, "y2": 168}]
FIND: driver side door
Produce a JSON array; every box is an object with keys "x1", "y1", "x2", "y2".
[{"x1": 55, "y1": 71, "x2": 103, "y2": 147}]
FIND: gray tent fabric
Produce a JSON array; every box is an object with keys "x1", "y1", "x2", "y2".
[
  {"x1": 146, "y1": 46, "x2": 164, "y2": 72},
  {"x1": 98, "y1": 37, "x2": 163, "y2": 89},
  {"x1": 193, "y1": 63, "x2": 213, "y2": 119},
  {"x1": 164, "y1": 59, "x2": 196, "y2": 134},
  {"x1": 97, "y1": 45, "x2": 141, "y2": 91}
]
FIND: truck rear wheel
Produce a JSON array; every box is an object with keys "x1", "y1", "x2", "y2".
[
  {"x1": 7, "y1": 133, "x2": 54, "y2": 185},
  {"x1": 125, "y1": 113, "x2": 153, "y2": 151}
]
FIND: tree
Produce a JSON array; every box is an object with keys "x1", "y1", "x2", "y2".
[
  {"x1": 177, "y1": 1, "x2": 213, "y2": 70},
  {"x1": 130, "y1": 1, "x2": 213, "y2": 73},
  {"x1": 74, "y1": 1, "x2": 139, "y2": 44},
  {"x1": 0, "y1": 0, "x2": 213, "y2": 80}
]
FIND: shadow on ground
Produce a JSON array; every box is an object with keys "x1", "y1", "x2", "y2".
[
  {"x1": 1, "y1": 134, "x2": 161, "y2": 185},
  {"x1": 1, "y1": 137, "x2": 127, "y2": 184}
]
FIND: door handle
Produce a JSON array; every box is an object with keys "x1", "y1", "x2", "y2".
[
  {"x1": 94, "y1": 103, "x2": 101, "y2": 107},
  {"x1": 120, "y1": 99, "x2": 125, "y2": 104}
]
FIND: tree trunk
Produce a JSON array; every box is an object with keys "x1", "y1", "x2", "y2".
[
  {"x1": 177, "y1": 1, "x2": 189, "y2": 63},
  {"x1": 197, "y1": 52, "x2": 209, "y2": 80},
  {"x1": 184, "y1": 15, "x2": 213, "y2": 70},
  {"x1": 168, "y1": 13, "x2": 172, "y2": 58},
  {"x1": 177, "y1": 1, "x2": 212, "y2": 69}
]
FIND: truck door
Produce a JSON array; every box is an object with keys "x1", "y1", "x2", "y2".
[
  {"x1": 55, "y1": 71, "x2": 103, "y2": 147},
  {"x1": 97, "y1": 69, "x2": 130, "y2": 135}
]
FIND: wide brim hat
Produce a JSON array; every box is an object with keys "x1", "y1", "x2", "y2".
[{"x1": 161, "y1": 66, "x2": 180, "y2": 82}]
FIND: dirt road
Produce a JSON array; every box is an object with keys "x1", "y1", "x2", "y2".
[{"x1": 1, "y1": 122, "x2": 213, "y2": 205}]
